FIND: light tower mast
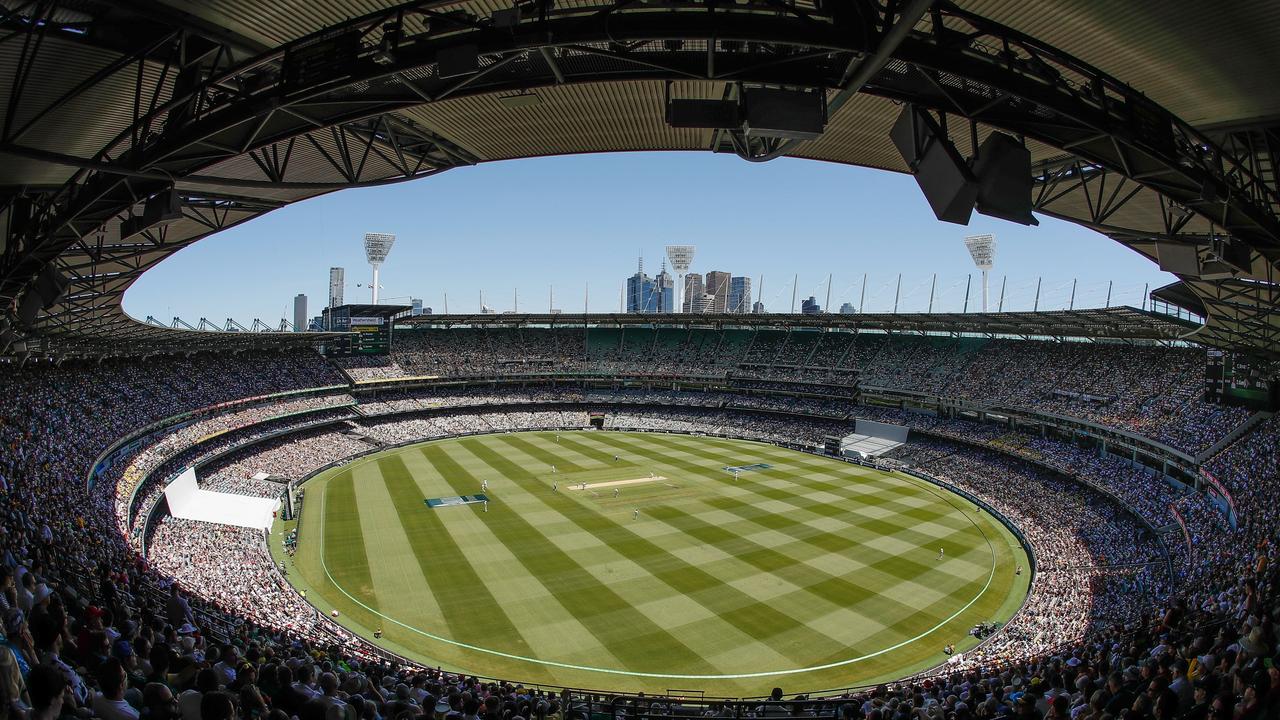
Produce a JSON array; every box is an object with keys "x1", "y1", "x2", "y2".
[
  {"x1": 363, "y1": 232, "x2": 396, "y2": 303},
  {"x1": 665, "y1": 244, "x2": 695, "y2": 313},
  {"x1": 964, "y1": 234, "x2": 996, "y2": 312}
]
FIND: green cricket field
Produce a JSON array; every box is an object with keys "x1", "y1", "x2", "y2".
[{"x1": 273, "y1": 430, "x2": 1029, "y2": 696}]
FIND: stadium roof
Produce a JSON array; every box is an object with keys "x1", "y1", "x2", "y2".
[
  {"x1": 400, "y1": 306, "x2": 1199, "y2": 343},
  {"x1": 1, "y1": 1, "x2": 1279, "y2": 357}
]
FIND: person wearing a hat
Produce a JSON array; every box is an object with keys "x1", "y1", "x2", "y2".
[{"x1": 178, "y1": 668, "x2": 218, "y2": 720}]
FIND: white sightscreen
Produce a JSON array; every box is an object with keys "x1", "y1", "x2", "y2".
[
  {"x1": 853, "y1": 419, "x2": 909, "y2": 444},
  {"x1": 839, "y1": 420, "x2": 910, "y2": 458},
  {"x1": 164, "y1": 468, "x2": 280, "y2": 530}
]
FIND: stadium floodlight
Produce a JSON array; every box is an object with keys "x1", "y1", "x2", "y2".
[
  {"x1": 964, "y1": 234, "x2": 996, "y2": 312},
  {"x1": 364, "y1": 233, "x2": 396, "y2": 304},
  {"x1": 665, "y1": 244, "x2": 695, "y2": 313}
]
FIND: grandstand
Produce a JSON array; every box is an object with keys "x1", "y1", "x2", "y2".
[{"x1": 1, "y1": 1, "x2": 1280, "y2": 718}]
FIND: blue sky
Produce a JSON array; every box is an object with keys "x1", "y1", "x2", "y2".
[{"x1": 124, "y1": 151, "x2": 1174, "y2": 323}]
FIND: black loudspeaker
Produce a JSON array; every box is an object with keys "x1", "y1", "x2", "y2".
[
  {"x1": 741, "y1": 87, "x2": 825, "y2": 140},
  {"x1": 144, "y1": 189, "x2": 183, "y2": 226},
  {"x1": 36, "y1": 264, "x2": 70, "y2": 308},
  {"x1": 17, "y1": 287, "x2": 42, "y2": 326},
  {"x1": 890, "y1": 106, "x2": 979, "y2": 225},
  {"x1": 666, "y1": 99, "x2": 739, "y2": 129},
  {"x1": 972, "y1": 132, "x2": 1038, "y2": 226},
  {"x1": 9, "y1": 195, "x2": 34, "y2": 238},
  {"x1": 1156, "y1": 241, "x2": 1201, "y2": 275}
]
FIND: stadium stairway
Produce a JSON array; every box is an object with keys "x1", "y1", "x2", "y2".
[{"x1": 1196, "y1": 409, "x2": 1274, "y2": 464}]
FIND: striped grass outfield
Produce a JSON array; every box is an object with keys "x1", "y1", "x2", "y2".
[{"x1": 275, "y1": 431, "x2": 1030, "y2": 696}]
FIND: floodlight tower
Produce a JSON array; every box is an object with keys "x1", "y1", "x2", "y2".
[
  {"x1": 964, "y1": 234, "x2": 996, "y2": 312},
  {"x1": 363, "y1": 232, "x2": 396, "y2": 303},
  {"x1": 665, "y1": 244, "x2": 695, "y2": 313}
]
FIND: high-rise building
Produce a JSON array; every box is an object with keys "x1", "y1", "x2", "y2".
[
  {"x1": 690, "y1": 293, "x2": 714, "y2": 314},
  {"x1": 705, "y1": 271, "x2": 731, "y2": 313},
  {"x1": 752, "y1": 300, "x2": 766, "y2": 314},
  {"x1": 625, "y1": 256, "x2": 658, "y2": 313},
  {"x1": 411, "y1": 298, "x2": 424, "y2": 316},
  {"x1": 682, "y1": 273, "x2": 704, "y2": 312},
  {"x1": 293, "y1": 294, "x2": 307, "y2": 331},
  {"x1": 727, "y1": 276, "x2": 752, "y2": 314},
  {"x1": 654, "y1": 264, "x2": 675, "y2": 313},
  {"x1": 801, "y1": 296, "x2": 822, "y2": 314},
  {"x1": 328, "y1": 267, "x2": 344, "y2": 308},
  {"x1": 839, "y1": 302, "x2": 857, "y2": 314}
]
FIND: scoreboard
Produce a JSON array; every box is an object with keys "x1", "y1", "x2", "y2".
[
  {"x1": 1206, "y1": 350, "x2": 1278, "y2": 410},
  {"x1": 346, "y1": 316, "x2": 392, "y2": 355},
  {"x1": 321, "y1": 304, "x2": 409, "y2": 357}
]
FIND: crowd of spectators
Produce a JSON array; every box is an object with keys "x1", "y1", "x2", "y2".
[
  {"x1": 145, "y1": 518, "x2": 349, "y2": 642},
  {"x1": 354, "y1": 385, "x2": 856, "y2": 421},
  {"x1": 196, "y1": 431, "x2": 372, "y2": 498},
  {"x1": 884, "y1": 436, "x2": 1166, "y2": 667},
  {"x1": 103, "y1": 396, "x2": 354, "y2": 535},
  {"x1": 0, "y1": 344, "x2": 1277, "y2": 720},
  {"x1": 119, "y1": 409, "x2": 358, "y2": 548},
  {"x1": 331, "y1": 329, "x2": 1253, "y2": 458}
]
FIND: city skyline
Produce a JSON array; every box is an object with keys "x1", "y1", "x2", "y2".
[{"x1": 123, "y1": 152, "x2": 1176, "y2": 323}]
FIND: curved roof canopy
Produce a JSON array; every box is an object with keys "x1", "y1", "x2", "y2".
[{"x1": 1, "y1": 0, "x2": 1278, "y2": 357}]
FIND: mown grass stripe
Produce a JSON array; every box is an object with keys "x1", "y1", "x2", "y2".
[
  {"x1": 296, "y1": 432, "x2": 1025, "y2": 693},
  {"x1": 392, "y1": 448, "x2": 636, "y2": 673},
  {"x1": 418, "y1": 443, "x2": 717, "y2": 674},
  {"x1": 348, "y1": 462, "x2": 448, "y2": 635},
  {"x1": 373, "y1": 454, "x2": 543, "y2": 664},
  {"x1": 588, "y1": 433, "x2": 991, "y2": 615},
  {"x1": 596, "y1": 432, "x2": 988, "y2": 558},
  {"x1": 596, "y1": 432, "x2": 976, "y2": 538},
  {"x1": 456, "y1": 436, "x2": 859, "y2": 666},
  {"x1": 602, "y1": 438, "x2": 1004, "y2": 664},
  {"x1": 323, "y1": 471, "x2": 379, "y2": 630},
  {"x1": 493, "y1": 433, "x2": 588, "y2": 474},
  {"x1": 519, "y1": 433, "x2": 620, "y2": 470}
]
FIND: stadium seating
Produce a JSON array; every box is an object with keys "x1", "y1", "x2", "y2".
[{"x1": 1, "y1": 336, "x2": 1277, "y2": 720}]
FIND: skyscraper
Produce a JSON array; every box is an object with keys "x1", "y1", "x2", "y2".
[
  {"x1": 328, "y1": 267, "x2": 344, "y2": 308},
  {"x1": 801, "y1": 296, "x2": 821, "y2": 314},
  {"x1": 625, "y1": 256, "x2": 657, "y2": 313},
  {"x1": 682, "y1": 273, "x2": 704, "y2": 312},
  {"x1": 293, "y1": 294, "x2": 307, "y2": 332},
  {"x1": 727, "y1": 276, "x2": 752, "y2": 314},
  {"x1": 705, "y1": 271, "x2": 731, "y2": 313},
  {"x1": 752, "y1": 300, "x2": 765, "y2": 314},
  {"x1": 839, "y1": 302, "x2": 856, "y2": 314},
  {"x1": 654, "y1": 263, "x2": 675, "y2": 313},
  {"x1": 690, "y1": 293, "x2": 714, "y2": 314}
]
